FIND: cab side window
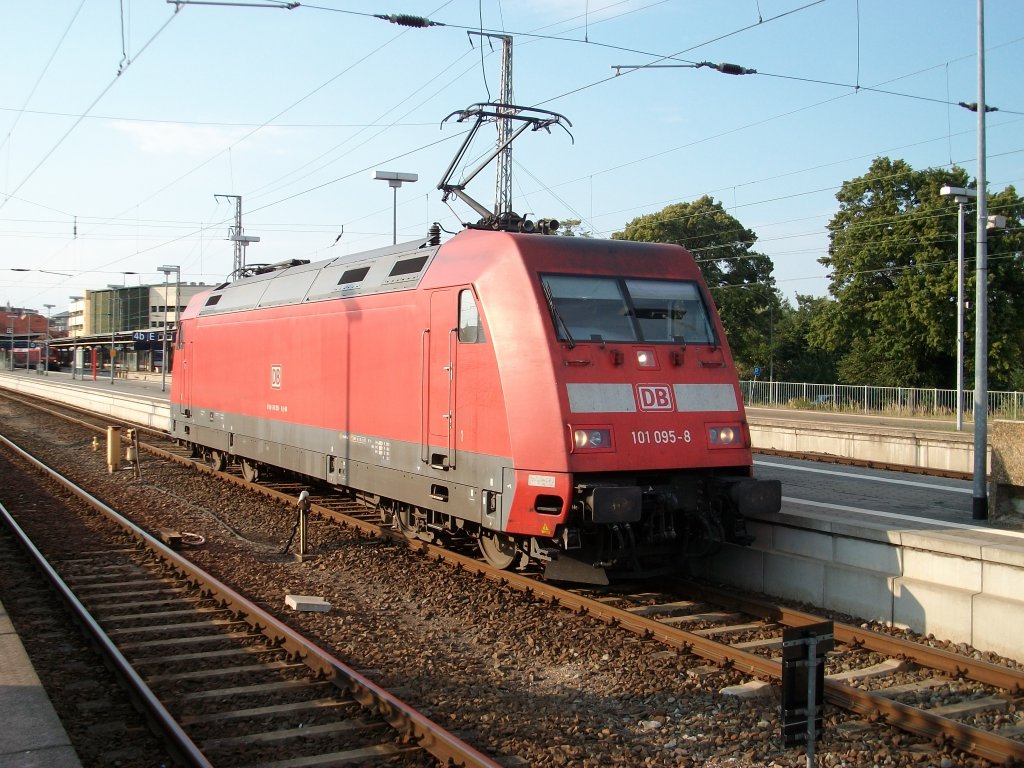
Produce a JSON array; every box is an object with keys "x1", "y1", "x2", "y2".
[{"x1": 458, "y1": 289, "x2": 486, "y2": 344}]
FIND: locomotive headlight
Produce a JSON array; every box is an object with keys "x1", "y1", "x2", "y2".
[
  {"x1": 573, "y1": 428, "x2": 611, "y2": 450},
  {"x1": 707, "y1": 424, "x2": 743, "y2": 447},
  {"x1": 635, "y1": 349, "x2": 658, "y2": 368}
]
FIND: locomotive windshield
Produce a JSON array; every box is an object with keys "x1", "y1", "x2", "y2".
[{"x1": 541, "y1": 274, "x2": 716, "y2": 345}]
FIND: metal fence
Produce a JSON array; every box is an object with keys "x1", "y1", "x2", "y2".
[{"x1": 741, "y1": 380, "x2": 1024, "y2": 422}]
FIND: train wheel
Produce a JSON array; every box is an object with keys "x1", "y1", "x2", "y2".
[
  {"x1": 241, "y1": 458, "x2": 260, "y2": 483},
  {"x1": 478, "y1": 531, "x2": 518, "y2": 570},
  {"x1": 206, "y1": 450, "x2": 226, "y2": 472}
]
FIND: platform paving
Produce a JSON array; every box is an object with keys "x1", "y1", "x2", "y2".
[{"x1": 0, "y1": 599, "x2": 81, "y2": 768}]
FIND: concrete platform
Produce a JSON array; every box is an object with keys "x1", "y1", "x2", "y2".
[
  {"x1": 0, "y1": 599, "x2": 81, "y2": 768},
  {"x1": 695, "y1": 504, "x2": 1024, "y2": 660},
  {"x1": 0, "y1": 369, "x2": 169, "y2": 430},
  {"x1": 747, "y1": 409, "x2": 982, "y2": 475}
]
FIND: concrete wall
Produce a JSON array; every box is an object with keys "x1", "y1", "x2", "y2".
[
  {"x1": 748, "y1": 416, "x2": 979, "y2": 475},
  {"x1": 696, "y1": 512, "x2": 1024, "y2": 661},
  {"x1": 0, "y1": 374, "x2": 169, "y2": 430}
]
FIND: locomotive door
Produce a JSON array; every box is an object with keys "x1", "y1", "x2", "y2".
[
  {"x1": 178, "y1": 341, "x2": 192, "y2": 416},
  {"x1": 425, "y1": 290, "x2": 457, "y2": 470}
]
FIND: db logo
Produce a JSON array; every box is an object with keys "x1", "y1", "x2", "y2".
[
  {"x1": 635, "y1": 384, "x2": 674, "y2": 411},
  {"x1": 270, "y1": 365, "x2": 283, "y2": 389}
]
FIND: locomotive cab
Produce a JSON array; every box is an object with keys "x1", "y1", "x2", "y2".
[{"x1": 447, "y1": 231, "x2": 781, "y2": 583}]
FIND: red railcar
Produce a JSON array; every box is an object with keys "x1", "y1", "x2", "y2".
[{"x1": 169, "y1": 228, "x2": 779, "y2": 582}]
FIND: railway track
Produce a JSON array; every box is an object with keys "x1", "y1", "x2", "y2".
[
  {"x1": 578, "y1": 581, "x2": 1024, "y2": 762},
  {"x1": 0, "y1": 429, "x2": 500, "y2": 768},
  {"x1": 3, "y1": 387, "x2": 1023, "y2": 765}
]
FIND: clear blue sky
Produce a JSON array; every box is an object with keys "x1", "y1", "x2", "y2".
[{"x1": 1, "y1": 0, "x2": 1021, "y2": 314}]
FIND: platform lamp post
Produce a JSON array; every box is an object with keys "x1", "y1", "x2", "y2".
[
  {"x1": 69, "y1": 296, "x2": 83, "y2": 378},
  {"x1": 107, "y1": 285, "x2": 121, "y2": 384},
  {"x1": 158, "y1": 265, "x2": 180, "y2": 392},
  {"x1": 373, "y1": 171, "x2": 418, "y2": 244},
  {"x1": 43, "y1": 304, "x2": 54, "y2": 375},
  {"x1": 939, "y1": 185, "x2": 977, "y2": 432}
]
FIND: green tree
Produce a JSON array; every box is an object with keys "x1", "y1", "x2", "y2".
[
  {"x1": 773, "y1": 295, "x2": 838, "y2": 383},
  {"x1": 556, "y1": 218, "x2": 593, "y2": 237},
  {"x1": 983, "y1": 185, "x2": 1024, "y2": 391},
  {"x1": 612, "y1": 196, "x2": 777, "y2": 373},
  {"x1": 812, "y1": 158, "x2": 971, "y2": 387},
  {"x1": 815, "y1": 159, "x2": 1024, "y2": 393}
]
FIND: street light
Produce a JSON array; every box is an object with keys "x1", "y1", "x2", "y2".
[
  {"x1": 373, "y1": 171, "x2": 418, "y2": 244},
  {"x1": 158, "y1": 265, "x2": 180, "y2": 392},
  {"x1": 971, "y1": 0, "x2": 989, "y2": 521},
  {"x1": 939, "y1": 185, "x2": 977, "y2": 431},
  {"x1": 43, "y1": 303, "x2": 54, "y2": 375}
]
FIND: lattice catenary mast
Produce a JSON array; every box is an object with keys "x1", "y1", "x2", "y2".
[{"x1": 215, "y1": 194, "x2": 260, "y2": 279}]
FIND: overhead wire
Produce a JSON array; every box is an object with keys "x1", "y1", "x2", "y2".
[
  {"x1": 0, "y1": 7, "x2": 181, "y2": 214},
  {"x1": 63, "y1": 128, "x2": 469, "y2": 282},
  {"x1": 0, "y1": 0, "x2": 87, "y2": 158},
  {"x1": 4, "y1": 2, "x2": 1022, "y2": 304},
  {"x1": 38, "y1": 0, "x2": 464, "y2": 273},
  {"x1": 242, "y1": 46, "x2": 481, "y2": 203},
  {"x1": 0, "y1": 106, "x2": 439, "y2": 128}
]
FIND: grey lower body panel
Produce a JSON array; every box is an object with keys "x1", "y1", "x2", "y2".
[{"x1": 172, "y1": 408, "x2": 510, "y2": 526}]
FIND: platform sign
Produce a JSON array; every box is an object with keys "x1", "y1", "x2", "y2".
[
  {"x1": 753, "y1": 366, "x2": 762, "y2": 378},
  {"x1": 781, "y1": 621, "x2": 833, "y2": 754},
  {"x1": 132, "y1": 330, "x2": 166, "y2": 349}
]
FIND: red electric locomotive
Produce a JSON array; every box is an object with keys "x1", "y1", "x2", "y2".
[{"x1": 169, "y1": 227, "x2": 780, "y2": 583}]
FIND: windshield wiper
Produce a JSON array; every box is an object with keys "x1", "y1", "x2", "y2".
[{"x1": 541, "y1": 281, "x2": 576, "y2": 349}]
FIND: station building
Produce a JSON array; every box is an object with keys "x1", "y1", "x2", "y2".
[{"x1": 3, "y1": 282, "x2": 211, "y2": 375}]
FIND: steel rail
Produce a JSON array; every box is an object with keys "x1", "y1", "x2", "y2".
[
  {"x1": 0, "y1": 432, "x2": 502, "y2": 768},
  {"x1": 489, "y1": 564, "x2": 1024, "y2": 764},
  {"x1": 0, "y1": 451, "x2": 212, "y2": 767},
  {"x1": 315, "y1": 537, "x2": 1024, "y2": 764},
  {"x1": 674, "y1": 579, "x2": 1024, "y2": 694},
  {"x1": 80, "y1": 429, "x2": 1024, "y2": 763}
]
